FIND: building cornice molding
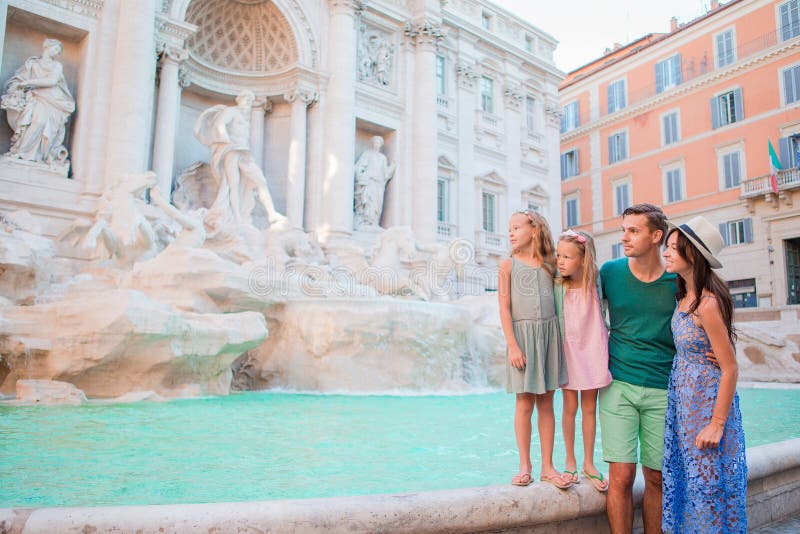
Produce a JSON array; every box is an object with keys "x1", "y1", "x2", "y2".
[
  {"x1": 36, "y1": 0, "x2": 103, "y2": 19},
  {"x1": 155, "y1": 13, "x2": 198, "y2": 49},
  {"x1": 562, "y1": 38, "x2": 800, "y2": 142},
  {"x1": 184, "y1": 58, "x2": 325, "y2": 99}
]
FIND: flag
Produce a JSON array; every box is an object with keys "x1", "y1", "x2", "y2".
[{"x1": 768, "y1": 140, "x2": 782, "y2": 194}]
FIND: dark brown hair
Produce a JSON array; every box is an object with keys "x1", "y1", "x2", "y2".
[
  {"x1": 622, "y1": 203, "x2": 668, "y2": 245},
  {"x1": 669, "y1": 229, "x2": 736, "y2": 344}
]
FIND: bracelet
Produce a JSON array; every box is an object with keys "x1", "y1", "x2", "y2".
[{"x1": 711, "y1": 416, "x2": 726, "y2": 427}]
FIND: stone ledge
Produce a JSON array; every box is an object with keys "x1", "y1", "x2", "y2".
[{"x1": 1, "y1": 438, "x2": 798, "y2": 534}]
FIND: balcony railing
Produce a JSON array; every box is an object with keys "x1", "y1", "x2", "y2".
[
  {"x1": 437, "y1": 221, "x2": 456, "y2": 238},
  {"x1": 740, "y1": 168, "x2": 800, "y2": 198},
  {"x1": 436, "y1": 95, "x2": 449, "y2": 110},
  {"x1": 475, "y1": 230, "x2": 506, "y2": 253},
  {"x1": 475, "y1": 110, "x2": 503, "y2": 132}
]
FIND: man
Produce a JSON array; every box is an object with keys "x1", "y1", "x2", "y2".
[
  {"x1": 194, "y1": 90, "x2": 286, "y2": 227},
  {"x1": 600, "y1": 203, "x2": 677, "y2": 534}
]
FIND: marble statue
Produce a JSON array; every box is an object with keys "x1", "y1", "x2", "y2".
[
  {"x1": 353, "y1": 136, "x2": 396, "y2": 230},
  {"x1": 1, "y1": 38, "x2": 75, "y2": 167},
  {"x1": 357, "y1": 25, "x2": 394, "y2": 86},
  {"x1": 194, "y1": 90, "x2": 287, "y2": 228},
  {"x1": 59, "y1": 171, "x2": 159, "y2": 266}
]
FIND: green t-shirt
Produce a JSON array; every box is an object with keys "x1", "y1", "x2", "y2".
[{"x1": 600, "y1": 257, "x2": 677, "y2": 389}]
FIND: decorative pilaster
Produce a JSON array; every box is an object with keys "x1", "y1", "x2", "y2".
[
  {"x1": 285, "y1": 87, "x2": 317, "y2": 229},
  {"x1": 456, "y1": 62, "x2": 477, "y2": 240},
  {"x1": 152, "y1": 45, "x2": 188, "y2": 196},
  {"x1": 503, "y1": 83, "x2": 523, "y2": 217},
  {"x1": 320, "y1": 0, "x2": 365, "y2": 240},
  {"x1": 249, "y1": 98, "x2": 270, "y2": 170},
  {"x1": 104, "y1": 0, "x2": 158, "y2": 182},
  {"x1": 405, "y1": 18, "x2": 445, "y2": 244}
]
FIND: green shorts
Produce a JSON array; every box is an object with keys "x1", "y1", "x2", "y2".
[{"x1": 599, "y1": 380, "x2": 668, "y2": 471}]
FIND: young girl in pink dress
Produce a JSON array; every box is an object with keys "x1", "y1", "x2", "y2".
[{"x1": 555, "y1": 229, "x2": 612, "y2": 492}]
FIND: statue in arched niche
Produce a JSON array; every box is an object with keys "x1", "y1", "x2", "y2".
[
  {"x1": 353, "y1": 135, "x2": 396, "y2": 230},
  {"x1": 1, "y1": 38, "x2": 75, "y2": 167}
]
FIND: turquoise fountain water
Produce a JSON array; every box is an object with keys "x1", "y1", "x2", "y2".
[{"x1": 2, "y1": 387, "x2": 799, "y2": 508}]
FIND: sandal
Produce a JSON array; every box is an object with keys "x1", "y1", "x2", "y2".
[
  {"x1": 540, "y1": 472, "x2": 571, "y2": 490},
  {"x1": 511, "y1": 472, "x2": 532, "y2": 486},
  {"x1": 582, "y1": 469, "x2": 609, "y2": 493},
  {"x1": 563, "y1": 469, "x2": 579, "y2": 485}
]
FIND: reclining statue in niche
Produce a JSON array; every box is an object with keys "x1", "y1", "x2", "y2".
[
  {"x1": 194, "y1": 90, "x2": 287, "y2": 229},
  {"x1": 1, "y1": 38, "x2": 75, "y2": 168}
]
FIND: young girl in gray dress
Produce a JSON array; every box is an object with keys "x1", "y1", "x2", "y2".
[{"x1": 498, "y1": 210, "x2": 570, "y2": 489}]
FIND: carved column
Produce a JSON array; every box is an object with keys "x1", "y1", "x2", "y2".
[
  {"x1": 152, "y1": 45, "x2": 188, "y2": 196},
  {"x1": 503, "y1": 84, "x2": 523, "y2": 216},
  {"x1": 320, "y1": 0, "x2": 364, "y2": 240},
  {"x1": 104, "y1": 0, "x2": 157, "y2": 182},
  {"x1": 456, "y1": 62, "x2": 478, "y2": 240},
  {"x1": 249, "y1": 98, "x2": 270, "y2": 170},
  {"x1": 544, "y1": 93, "x2": 564, "y2": 236},
  {"x1": 285, "y1": 87, "x2": 317, "y2": 229},
  {"x1": 405, "y1": 19, "x2": 444, "y2": 244}
]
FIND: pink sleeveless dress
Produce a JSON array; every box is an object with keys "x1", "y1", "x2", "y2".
[{"x1": 563, "y1": 287, "x2": 612, "y2": 390}]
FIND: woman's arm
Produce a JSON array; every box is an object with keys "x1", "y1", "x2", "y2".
[
  {"x1": 498, "y1": 259, "x2": 525, "y2": 369},
  {"x1": 694, "y1": 296, "x2": 738, "y2": 450}
]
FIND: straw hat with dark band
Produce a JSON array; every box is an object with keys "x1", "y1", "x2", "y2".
[{"x1": 667, "y1": 215, "x2": 724, "y2": 269}]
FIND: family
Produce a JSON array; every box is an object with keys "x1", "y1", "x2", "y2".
[{"x1": 498, "y1": 203, "x2": 747, "y2": 533}]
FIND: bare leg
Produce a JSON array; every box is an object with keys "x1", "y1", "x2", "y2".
[
  {"x1": 561, "y1": 389, "x2": 579, "y2": 482},
  {"x1": 223, "y1": 157, "x2": 242, "y2": 225},
  {"x1": 536, "y1": 391, "x2": 566, "y2": 482},
  {"x1": 514, "y1": 393, "x2": 535, "y2": 476},
  {"x1": 607, "y1": 462, "x2": 636, "y2": 534},
  {"x1": 641, "y1": 466, "x2": 663, "y2": 534}
]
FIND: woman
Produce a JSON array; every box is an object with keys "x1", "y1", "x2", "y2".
[{"x1": 661, "y1": 216, "x2": 747, "y2": 533}]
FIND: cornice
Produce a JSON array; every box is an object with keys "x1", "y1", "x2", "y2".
[
  {"x1": 185, "y1": 58, "x2": 325, "y2": 98},
  {"x1": 155, "y1": 13, "x2": 198, "y2": 48},
  {"x1": 37, "y1": 0, "x2": 103, "y2": 19},
  {"x1": 561, "y1": 38, "x2": 800, "y2": 142}
]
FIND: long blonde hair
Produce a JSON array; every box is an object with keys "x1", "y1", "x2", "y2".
[
  {"x1": 557, "y1": 229, "x2": 598, "y2": 295},
  {"x1": 512, "y1": 210, "x2": 557, "y2": 278}
]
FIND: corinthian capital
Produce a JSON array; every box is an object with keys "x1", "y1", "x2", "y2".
[
  {"x1": 504, "y1": 85, "x2": 523, "y2": 110},
  {"x1": 285, "y1": 86, "x2": 319, "y2": 106},
  {"x1": 404, "y1": 20, "x2": 446, "y2": 47}
]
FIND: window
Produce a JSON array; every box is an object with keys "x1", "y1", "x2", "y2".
[
  {"x1": 560, "y1": 101, "x2": 579, "y2": 133},
  {"x1": 481, "y1": 11, "x2": 492, "y2": 30},
  {"x1": 720, "y1": 218, "x2": 753, "y2": 246},
  {"x1": 560, "y1": 149, "x2": 579, "y2": 179},
  {"x1": 778, "y1": 135, "x2": 800, "y2": 168},
  {"x1": 611, "y1": 243, "x2": 624, "y2": 259},
  {"x1": 662, "y1": 111, "x2": 680, "y2": 145},
  {"x1": 527, "y1": 201, "x2": 541, "y2": 212},
  {"x1": 715, "y1": 29, "x2": 735, "y2": 68},
  {"x1": 480, "y1": 76, "x2": 494, "y2": 113},
  {"x1": 665, "y1": 168, "x2": 683, "y2": 203},
  {"x1": 435, "y1": 55, "x2": 446, "y2": 96},
  {"x1": 655, "y1": 54, "x2": 682, "y2": 93},
  {"x1": 525, "y1": 35, "x2": 533, "y2": 53},
  {"x1": 607, "y1": 79, "x2": 626, "y2": 113},
  {"x1": 482, "y1": 191, "x2": 496, "y2": 232},
  {"x1": 779, "y1": 0, "x2": 800, "y2": 41},
  {"x1": 728, "y1": 278, "x2": 757, "y2": 308},
  {"x1": 614, "y1": 182, "x2": 631, "y2": 216},
  {"x1": 437, "y1": 178, "x2": 448, "y2": 222},
  {"x1": 608, "y1": 131, "x2": 627, "y2": 164},
  {"x1": 525, "y1": 96, "x2": 536, "y2": 132},
  {"x1": 783, "y1": 64, "x2": 800, "y2": 105},
  {"x1": 722, "y1": 151, "x2": 742, "y2": 189},
  {"x1": 711, "y1": 89, "x2": 743, "y2": 128},
  {"x1": 565, "y1": 197, "x2": 579, "y2": 227}
]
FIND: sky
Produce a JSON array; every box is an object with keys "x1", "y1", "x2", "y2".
[{"x1": 491, "y1": 0, "x2": 719, "y2": 73}]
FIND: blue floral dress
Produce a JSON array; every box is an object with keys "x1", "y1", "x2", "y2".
[{"x1": 662, "y1": 307, "x2": 747, "y2": 533}]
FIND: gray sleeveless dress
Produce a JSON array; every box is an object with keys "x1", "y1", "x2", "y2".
[{"x1": 506, "y1": 258, "x2": 568, "y2": 393}]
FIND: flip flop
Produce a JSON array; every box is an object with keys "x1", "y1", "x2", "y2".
[
  {"x1": 511, "y1": 472, "x2": 532, "y2": 486},
  {"x1": 582, "y1": 469, "x2": 609, "y2": 493},
  {"x1": 540, "y1": 472, "x2": 571, "y2": 490},
  {"x1": 563, "y1": 469, "x2": 579, "y2": 485}
]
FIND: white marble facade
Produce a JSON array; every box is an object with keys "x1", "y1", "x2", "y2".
[{"x1": 0, "y1": 0, "x2": 563, "y2": 281}]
